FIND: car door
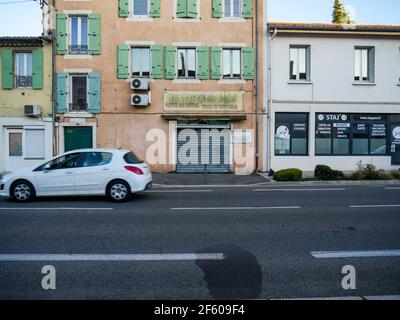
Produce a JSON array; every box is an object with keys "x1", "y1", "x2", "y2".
[
  {"x1": 73, "y1": 152, "x2": 113, "y2": 194},
  {"x1": 34, "y1": 153, "x2": 81, "y2": 196}
]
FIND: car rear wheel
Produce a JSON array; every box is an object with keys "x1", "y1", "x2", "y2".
[
  {"x1": 107, "y1": 180, "x2": 131, "y2": 202},
  {"x1": 11, "y1": 180, "x2": 35, "y2": 202}
]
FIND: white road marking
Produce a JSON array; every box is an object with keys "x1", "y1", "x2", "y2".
[
  {"x1": 254, "y1": 188, "x2": 346, "y2": 192},
  {"x1": 0, "y1": 207, "x2": 114, "y2": 211},
  {"x1": 146, "y1": 190, "x2": 213, "y2": 193},
  {"x1": 349, "y1": 204, "x2": 400, "y2": 208},
  {"x1": 385, "y1": 187, "x2": 400, "y2": 190},
  {"x1": 311, "y1": 250, "x2": 400, "y2": 259},
  {"x1": 171, "y1": 206, "x2": 300, "y2": 211},
  {"x1": 0, "y1": 253, "x2": 224, "y2": 262}
]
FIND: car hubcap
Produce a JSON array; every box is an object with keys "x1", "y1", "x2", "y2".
[
  {"x1": 14, "y1": 184, "x2": 31, "y2": 201},
  {"x1": 110, "y1": 184, "x2": 128, "y2": 200}
]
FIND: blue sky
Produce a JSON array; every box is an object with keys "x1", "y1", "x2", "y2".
[{"x1": 0, "y1": 0, "x2": 399, "y2": 36}]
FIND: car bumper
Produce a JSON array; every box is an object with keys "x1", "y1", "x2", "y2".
[
  {"x1": 0, "y1": 180, "x2": 9, "y2": 197},
  {"x1": 129, "y1": 174, "x2": 152, "y2": 193}
]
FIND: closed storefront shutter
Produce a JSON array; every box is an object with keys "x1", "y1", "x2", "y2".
[{"x1": 176, "y1": 127, "x2": 231, "y2": 173}]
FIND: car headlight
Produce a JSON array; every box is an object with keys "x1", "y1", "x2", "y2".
[{"x1": 1, "y1": 171, "x2": 13, "y2": 180}]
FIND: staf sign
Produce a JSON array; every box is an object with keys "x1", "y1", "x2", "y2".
[{"x1": 164, "y1": 92, "x2": 243, "y2": 113}]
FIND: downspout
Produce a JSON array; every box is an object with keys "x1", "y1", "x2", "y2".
[
  {"x1": 52, "y1": 0, "x2": 57, "y2": 156},
  {"x1": 266, "y1": 27, "x2": 277, "y2": 174},
  {"x1": 254, "y1": 0, "x2": 260, "y2": 173}
]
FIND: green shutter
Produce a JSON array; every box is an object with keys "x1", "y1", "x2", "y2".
[
  {"x1": 197, "y1": 46, "x2": 209, "y2": 80},
  {"x1": 118, "y1": 0, "x2": 129, "y2": 17},
  {"x1": 242, "y1": 0, "x2": 253, "y2": 19},
  {"x1": 212, "y1": 0, "x2": 222, "y2": 18},
  {"x1": 187, "y1": 0, "x2": 197, "y2": 18},
  {"x1": 56, "y1": 13, "x2": 67, "y2": 55},
  {"x1": 88, "y1": 72, "x2": 101, "y2": 114},
  {"x1": 56, "y1": 73, "x2": 67, "y2": 113},
  {"x1": 176, "y1": 0, "x2": 187, "y2": 18},
  {"x1": 243, "y1": 47, "x2": 255, "y2": 80},
  {"x1": 1, "y1": 50, "x2": 13, "y2": 89},
  {"x1": 32, "y1": 50, "x2": 43, "y2": 90},
  {"x1": 151, "y1": 45, "x2": 163, "y2": 79},
  {"x1": 117, "y1": 44, "x2": 129, "y2": 79},
  {"x1": 210, "y1": 47, "x2": 221, "y2": 80},
  {"x1": 88, "y1": 14, "x2": 101, "y2": 55},
  {"x1": 164, "y1": 46, "x2": 176, "y2": 80},
  {"x1": 150, "y1": 0, "x2": 161, "y2": 17}
]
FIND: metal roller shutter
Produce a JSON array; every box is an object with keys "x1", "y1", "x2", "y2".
[{"x1": 176, "y1": 127, "x2": 231, "y2": 173}]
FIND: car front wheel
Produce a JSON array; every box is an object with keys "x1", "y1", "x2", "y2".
[
  {"x1": 11, "y1": 180, "x2": 35, "y2": 202},
  {"x1": 107, "y1": 180, "x2": 131, "y2": 202}
]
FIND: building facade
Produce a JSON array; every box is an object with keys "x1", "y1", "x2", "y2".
[
  {"x1": 51, "y1": 0, "x2": 265, "y2": 175},
  {"x1": 266, "y1": 23, "x2": 400, "y2": 174},
  {"x1": 0, "y1": 37, "x2": 53, "y2": 173}
]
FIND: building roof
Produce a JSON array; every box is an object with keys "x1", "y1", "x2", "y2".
[
  {"x1": 268, "y1": 22, "x2": 400, "y2": 35},
  {"x1": 0, "y1": 37, "x2": 46, "y2": 47}
]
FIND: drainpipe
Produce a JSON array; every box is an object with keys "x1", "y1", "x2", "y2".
[
  {"x1": 51, "y1": 0, "x2": 57, "y2": 156},
  {"x1": 266, "y1": 27, "x2": 277, "y2": 174},
  {"x1": 254, "y1": 0, "x2": 260, "y2": 173}
]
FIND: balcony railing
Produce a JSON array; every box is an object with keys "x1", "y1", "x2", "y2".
[
  {"x1": 69, "y1": 102, "x2": 88, "y2": 112},
  {"x1": 69, "y1": 45, "x2": 89, "y2": 55},
  {"x1": 16, "y1": 76, "x2": 33, "y2": 88}
]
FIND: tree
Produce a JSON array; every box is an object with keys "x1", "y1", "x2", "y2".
[{"x1": 332, "y1": 0, "x2": 352, "y2": 24}]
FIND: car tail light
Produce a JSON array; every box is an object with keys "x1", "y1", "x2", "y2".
[{"x1": 124, "y1": 166, "x2": 144, "y2": 175}]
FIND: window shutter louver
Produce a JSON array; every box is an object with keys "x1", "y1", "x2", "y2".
[
  {"x1": 32, "y1": 50, "x2": 43, "y2": 90},
  {"x1": 243, "y1": 47, "x2": 255, "y2": 80},
  {"x1": 56, "y1": 72, "x2": 68, "y2": 113},
  {"x1": 242, "y1": 0, "x2": 253, "y2": 19},
  {"x1": 165, "y1": 46, "x2": 176, "y2": 80},
  {"x1": 197, "y1": 46, "x2": 210, "y2": 80},
  {"x1": 118, "y1": 0, "x2": 129, "y2": 17},
  {"x1": 88, "y1": 72, "x2": 101, "y2": 113},
  {"x1": 117, "y1": 44, "x2": 129, "y2": 79},
  {"x1": 151, "y1": 45, "x2": 164, "y2": 79},
  {"x1": 210, "y1": 47, "x2": 221, "y2": 80},
  {"x1": 56, "y1": 13, "x2": 68, "y2": 55},
  {"x1": 186, "y1": 0, "x2": 197, "y2": 18},
  {"x1": 150, "y1": 0, "x2": 161, "y2": 17},
  {"x1": 212, "y1": 0, "x2": 222, "y2": 18},
  {"x1": 1, "y1": 50, "x2": 13, "y2": 89},
  {"x1": 88, "y1": 14, "x2": 101, "y2": 55}
]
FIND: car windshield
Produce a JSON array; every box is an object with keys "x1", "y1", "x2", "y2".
[{"x1": 123, "y1": 152, "x2": 143, "y2": 164}]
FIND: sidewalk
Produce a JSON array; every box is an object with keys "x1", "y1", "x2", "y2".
[{"x1": 152, "y1": 173, "x2": 269, "y2": 186}]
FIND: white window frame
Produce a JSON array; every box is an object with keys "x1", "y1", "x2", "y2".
[
  {"x1": 354, "y1": 46, "x2": 375, "y2": 83},
  {"x1": 132, "y1": 0, "x2": 150, "y2": 17},
  {"x1": 69, "y1": 15, "x2": 89, "y2": 55},
  {"x1": 289, "y1": 45, "x2": 311, "y2": 82},
  {"x1": 68, "y1": 74, "x2": 89, "y2": 112},
  {"x1": 222, "y1": 48, "x2": 242, "y2": 80},
  {"x1": 177, "y1": 47, "x2": 197, "y2": 79},
  {"x1": 223, "y1": 0, "x2": 242, "y2": 19},
  {"x1": 131, "y1": 46, "x2": 151, "y2": 78},
  {"x1": 15, "y1": 52, "x2": 33, "y2": 88}
]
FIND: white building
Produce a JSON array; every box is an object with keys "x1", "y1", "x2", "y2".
[{"x1": 266, "y1": 23, "x2": 400, "y2": 174}]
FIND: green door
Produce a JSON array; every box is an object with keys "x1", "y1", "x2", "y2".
[{"x1": 64, "y1": 127, "x2": 93, "y2": 152}]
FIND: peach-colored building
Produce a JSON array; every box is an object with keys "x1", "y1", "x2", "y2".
[{"x1": 51, "y1": 0, "x2": 265, "y2": 174}]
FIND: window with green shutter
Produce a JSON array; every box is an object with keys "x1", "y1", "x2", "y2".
[
  {"x1": 1, "y1": 50, "x2": 13, "y2": 89},
  {"x1": 242, "y1": 0, "x2": 253, "y2": 19},
  {"x1": 197, "y1": 46, "x2": 209, "y2": 80},
  {"x1": 56, "y1": 13, "x2": 68, "y2": 55},
  {"x1": 88, "y1": 72, "x2": 101, "y2": 113},
  {"x1": 210, "y1": 47, "x2": 221, "y2": 80},
  {"x1": 243, "y1": 47, "x2": 255, "y2": 80},
  {"x1": 119, "y1": 0, "x2": 129, "y2": 17},
  {"x1": 32, "y1": 50, "x2": 43, "y2": 90},
  {"x1": 176, "y1": 0, "x2": 197, "y2": 19},
  {"x1": 56, "y1": 73, "x2": 68, "y2": 113},
  {"x1": 117, "y1": 44, "x2": 129, "y2": 79},
  {"x1": 151, "y1": 45, "x2": 163, "y2": 79},
  {"x1": 212, "y1": 0, "x2": 222, "y2": 18},
  {"x1": 88, "y1": 14, "x2": 101, "y2": 55},
  {"x1": 165, "y1": 46, "x2": 176, "y2": 80},
  {"x1": 150, "y1": 0, "x2": 161, "y2": 17}
]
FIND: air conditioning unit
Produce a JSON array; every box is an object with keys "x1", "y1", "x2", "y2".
[
  {"x1": 24, "y1": 105, "x2": 41, "y2": 117},
  {"x1": 131, "y1": 93, "x2": 150, "y2": 106},
  {"x1": 130, "y1": 78, "x2": 149, "y2": 90}
]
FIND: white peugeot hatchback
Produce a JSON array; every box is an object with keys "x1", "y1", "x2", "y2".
[{"x1": 0, "y1": 148, "x2": 152, "y2": 202}]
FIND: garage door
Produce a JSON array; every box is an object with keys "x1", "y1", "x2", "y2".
[
  {"x1": 64, "y1": 127, "x2": 93, "y2": 152},
  {"x1": 176, "y1": 127, "x2": 231, "y2": 173}
]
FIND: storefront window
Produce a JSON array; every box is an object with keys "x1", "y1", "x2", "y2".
[{"x1": 275, "y1": 113, "x2": 308, "y2": 156}]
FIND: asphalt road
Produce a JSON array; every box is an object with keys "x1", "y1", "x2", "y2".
[{"x1": 0, "y1": 183, "x2": 399, "y2": 299}]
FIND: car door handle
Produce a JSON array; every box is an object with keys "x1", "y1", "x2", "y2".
[
  {"x1": 102, "y1": 168, "x2": 110, "y2": 171},
  {"x1": 65, "y1": 171, "x2": 74, "y2": 175}
]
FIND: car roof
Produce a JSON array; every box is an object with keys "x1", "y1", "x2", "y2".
[{"x1": 64, "y1": 148, "x2": 130, "y2": 155}]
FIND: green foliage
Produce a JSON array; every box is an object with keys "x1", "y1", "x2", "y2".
[
  {"x1": 390, "y1": 170, "x2": 400, "y2": 180},
  {"x1": 349, "y1": 161, "x2": 392, "y2": 180},
  {"x1": 273, "y1": 168, "x2": 303, "y2": 182},
  {"x1": 314, "y1": 165, "x2": 345, "y2": 181},
  {"x1": 332, "y1": 0, "x2": 352, "y2": 24}
]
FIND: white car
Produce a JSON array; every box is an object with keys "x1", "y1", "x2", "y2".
[{"x1": 0, "y1": 148, "x2": 152, "y2": 202}]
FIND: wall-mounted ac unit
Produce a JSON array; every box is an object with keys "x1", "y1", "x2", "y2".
[
  {"x1": 131, "y1": 93, "x2": 150, "y2": 106},
  {"x1": 130, "y1": 78, "x2": 149, "y2": 90},
  {"x1": 24, "y1": 105, "x2": 41, "y2": 117}
]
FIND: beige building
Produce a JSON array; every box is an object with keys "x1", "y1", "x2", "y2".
[
  {"x1": 51, "y1": 0, "x2": 265, "y2": 174},
  {"x1": 0, "y1": 37, "x2": 53, "y2": 172}
]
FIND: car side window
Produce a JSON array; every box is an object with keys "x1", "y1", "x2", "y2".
[
  {"x1": 81, "y1": 152, "x2": 113, "y2": 168},
  {"x1": 34, "y1": 153, "x2": 81, "y2": 171}
]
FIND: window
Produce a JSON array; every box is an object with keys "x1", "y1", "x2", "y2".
[
  {"x1": 9, "y1": 132, "x2": 23, "y2": 157},
  {"x1": 124, "y1": 152, "x2": 143, "y2": 164},
  {"x1": 177, "y1": 48, "x2": 196, "y2": 79},
  {"x1": 131, "y1": 47, "x2": 150, "y2": 78},
  {"x1": 70, "y1": 75, "x2": 88, "y2": 112},
  {"x1": 70, "y1": 16, "x2": 88, "y2": 54},
  {"x1": 81, "y1": 152, "x2": 113, "y2": 167},
  {"x1": 354, "y1": 47, "x2": 374, "y2": 82},
  {"x1": 275, "y1": 113, "x2": 308, "y2": 156},
  {"x1": 133, "y1": 0, "x2": 149, "y2": 16},
  {"x1": 289, "y1": 46, "x2": 310, "y2": 81},
  {"x1": 224, "y1": 0, "x2": 241, "y2": 18},
  {"x1": 15, "y1": 52, "x2": 32, "y2": 88},
  {"x1": 316, "y1": 114, "x2": 350, "y2": 155},
  {"x1": 222, "y1": 48, "x2": 241, "y2": 79},
  {"x1": 25, "y1": 129, "x2": 45, "y2": 159},
  {"x1": 35, "y1": 153, "x2": 81, "y2": 171}
]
